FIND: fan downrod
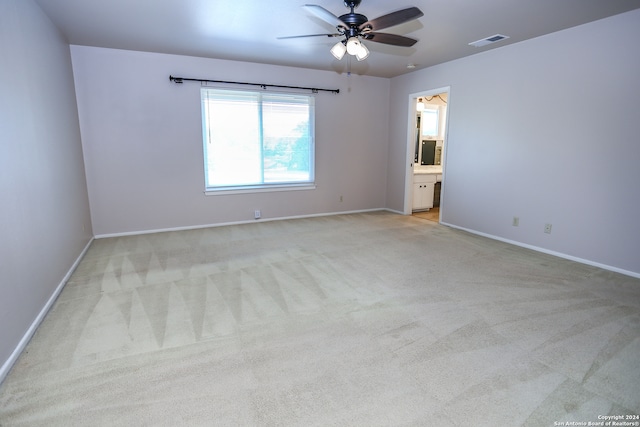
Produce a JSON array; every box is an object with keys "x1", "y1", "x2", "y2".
[{"x1": 340, "y1": 0, "x2": 368, "y2": 28}]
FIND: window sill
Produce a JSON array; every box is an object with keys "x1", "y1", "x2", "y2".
[{"x1": 205, "y1": 183, "x2": 316, "y2": 196}]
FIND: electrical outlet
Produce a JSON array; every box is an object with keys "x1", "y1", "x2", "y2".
[
  {"x1": 254, "y1": 210, "x2": 261, "y2": 219},
  {"x1": 339, "y1": 195, "x2": 343, "y2": 202},
  {"x1": 544, "y1": 223, "x2": 552, "y2": 234},
  {"x1": 512, "y1": 217, "x2": 519, "y2": 227}
]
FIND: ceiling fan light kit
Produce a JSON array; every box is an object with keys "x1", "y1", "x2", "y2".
[
  {"x1": 331, "y1": 36, "x2": 369, "y2": 61},
  {"x1": 281, "y1": 0, "x2": 423, "y2": 62}
]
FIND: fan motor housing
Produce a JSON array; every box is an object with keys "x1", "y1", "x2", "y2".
[
  {"x1": 338, "y1": 12, "x2": 368, "y2": 27},
  {"x1": 341, "y1": 0, "x2": 367, "y2": 28}
]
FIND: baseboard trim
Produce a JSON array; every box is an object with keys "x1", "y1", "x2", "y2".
[
  {"x1": 385, "y1": 208, "x2": 405, "y2": 215},
  {"x1": 0, "y1": 237, "x2": 95, "y2": 384},
  {"x1": 441, "y1": 221, "x2": 640, "y2": 279},
  {"x1": 94, "y1": 208, "x2": 388, "y2": 239}
]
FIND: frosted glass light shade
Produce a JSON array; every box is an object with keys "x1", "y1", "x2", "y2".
[
  {"x1": 346, "y1": 38, "x2": 361, "y2": 55},
  {"x1": 355, "y1": 42, "x2": 369, "y2": 61},
  {"x1": 330, "y1": 41, "x2": 346, "y2": 60}
]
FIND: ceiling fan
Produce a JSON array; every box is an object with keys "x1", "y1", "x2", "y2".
[{"x1": 278, "y1": 0, "x2": 424, "y2": 61}]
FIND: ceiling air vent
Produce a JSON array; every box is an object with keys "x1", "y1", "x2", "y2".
[{"x1": 469, "y1": 34, "x2": 510, "y2": 48}]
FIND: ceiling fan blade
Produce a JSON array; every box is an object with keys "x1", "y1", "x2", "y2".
[
  {"x1": 277, "y1": 33, "x2": 341, "y2": 40},
  {"x1": 360, "y1": 7, "x2": 423, "y2": 32},
  {"x1": 362, "y1": 32, "x2": 418, "y2": 47},
  {"x1": 303, "y1": 4, "x2": 348, "y2": 29}
]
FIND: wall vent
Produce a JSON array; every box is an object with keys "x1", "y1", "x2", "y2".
[{"x1": 469, "y1": 34, "x2": 510, "y2": 48}]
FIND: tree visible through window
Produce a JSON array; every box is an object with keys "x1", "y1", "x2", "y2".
[{"x1": 201, "y1": 88, "x2": 315, "y2": 191}]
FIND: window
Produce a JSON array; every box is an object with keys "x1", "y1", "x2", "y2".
[
  {"x1": 201, "y1": 88, "x2": 315, "y2": 193},
  {"x1": 420, "y1": 107, "x2": 439, "y2": 138}
]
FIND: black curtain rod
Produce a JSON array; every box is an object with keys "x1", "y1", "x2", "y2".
[{"x1": 169, "y1": 75, "x2": 339, "y2": 94}]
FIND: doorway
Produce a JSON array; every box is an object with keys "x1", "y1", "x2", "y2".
[{"x1": 404, "y1": 87, "x2": 450, "y2": 223}]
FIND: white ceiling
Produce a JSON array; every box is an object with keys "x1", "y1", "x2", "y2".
[{"x1": 35, "y1": 0, "x2": 640, "y2": 78}]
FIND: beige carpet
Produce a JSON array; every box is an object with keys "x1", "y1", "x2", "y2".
[{"x1": 1, "y1": 212, "x2": 639, "y2": 426}]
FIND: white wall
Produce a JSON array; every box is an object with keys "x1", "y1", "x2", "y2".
[
  {"x1": 387, "y1": 10, "x2": 640, "y2": 276},
  {"x1": 0, "y1": 0, "x2": 93, "y2": 380},
  {"x1": 71, "y1": 46, "x2": 390, "y2": 236}
]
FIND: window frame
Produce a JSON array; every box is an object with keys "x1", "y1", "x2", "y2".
[{"x1": 201, "y1": 87, "x2": 316, "y2": 195}]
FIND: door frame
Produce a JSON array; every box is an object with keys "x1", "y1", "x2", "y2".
[{"x1": 403, "y1": 86, "x2": 451, "y2": 219}]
